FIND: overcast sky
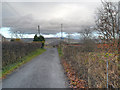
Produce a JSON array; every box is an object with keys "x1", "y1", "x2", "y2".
[{"x1": 1, "y1": 0, "x2": 102, "y2": 38}]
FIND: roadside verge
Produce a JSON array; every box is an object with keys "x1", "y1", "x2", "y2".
[{"x1": 1, "y1": 48, "x2": 46, "y2": 79}]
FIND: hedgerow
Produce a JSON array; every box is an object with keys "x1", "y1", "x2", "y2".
[
  {"x1": 2, "y1": 41, "x2": 42, "y2": 67},
  {"x1": 61, "y1": 44, "x2": 119, "y2": 88}
]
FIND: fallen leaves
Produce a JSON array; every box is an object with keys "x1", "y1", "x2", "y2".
[{"x1": 62, "y1": 59, "x2": 87, "y2": 88}]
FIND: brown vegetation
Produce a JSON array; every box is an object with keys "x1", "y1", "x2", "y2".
[{"x1": 60, "y1": 44, "x2": 119, "y2": 88}]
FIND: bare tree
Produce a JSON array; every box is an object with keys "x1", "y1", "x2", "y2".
[
  {"x1": 79, "y1": 27, "x2": 96, "y2": 52},
  {"x1": 17, "y1": 31, "x2": 24, "y2": 39},
  {"x1": 13, "y1": 31, "x2": 19, "y2": 38},
  {"x1": 79, "y1": 27, "x2": 93, "y2": 40},
  {"x1": 95, "y1": 0, "x2": 118, "y2": 43},
  {"x1": 11, "y1": 31, "x2": 24, "y2": 39}
]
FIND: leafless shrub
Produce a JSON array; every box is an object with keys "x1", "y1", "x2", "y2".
[
  {"x1": 79, "y1": 27, "x2": 96, "y2": 52},
  {"x1": 62, "y1": 45, "x2": 119, "y2": 88}
]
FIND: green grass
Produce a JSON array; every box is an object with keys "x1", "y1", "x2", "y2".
[
  {"x1": 1, "y1": 48, "x2": 46, "y2": 78},
  {"x1": 57, "y1": 47, "x2": 63, "y2": 57}
]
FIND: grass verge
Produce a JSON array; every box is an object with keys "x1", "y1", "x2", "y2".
[
  {"x1": 57, "y1": 47, "x2": 63, "y2": 57},
  {"x1": 1, "y1": 48, "x2": 46, "y2": 79}
]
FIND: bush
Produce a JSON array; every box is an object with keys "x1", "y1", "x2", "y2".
[
  {"x1": 81, "y1": 39, "x2": 96, "y2": 52},
  {"x1": 2, "y1": 42, "x2": 42, "y2": 67},
  {"x1": 33, "y1": 34, "x2": 45, "y2": 48},
  {"x1": 62, "y1": 45, "x2": 119, "y2": 88}
]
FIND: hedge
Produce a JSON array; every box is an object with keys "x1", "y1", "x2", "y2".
[{"x1": 2, "y1": 42, "x2": 42, "y2": 67}]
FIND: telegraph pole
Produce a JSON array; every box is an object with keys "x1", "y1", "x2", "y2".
[
  {"x1": 38, "y1": 25, "x2": 40, "y2": 36},
  {"x1": 60, "y1": 24, "x2": 63, "y2": 52},
  {"x1": 61, "y1": 24, "x2": 63, "y2": 39},
  {"x1": 68, "y1": 33, "x2": 70, "y2": 44}
]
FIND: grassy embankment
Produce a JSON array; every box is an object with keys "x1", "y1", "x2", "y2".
[{"x1": 1, "y1": 48, "x2": 46, "y2": 79}]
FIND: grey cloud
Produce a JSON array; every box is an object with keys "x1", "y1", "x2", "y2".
[{"x1": 2, "y1": 2, "x2": 98, "y2": 34}]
